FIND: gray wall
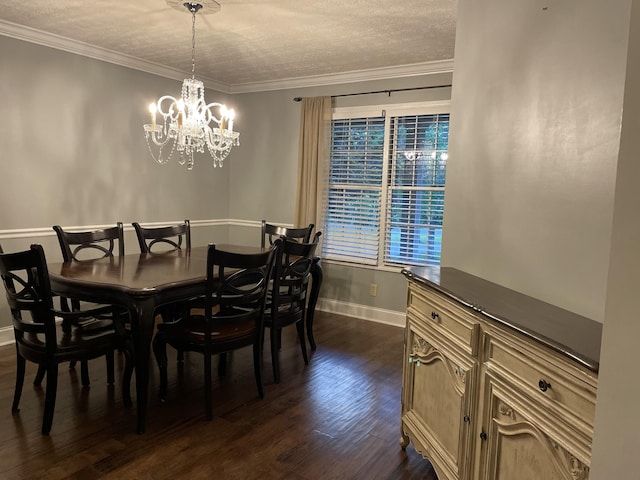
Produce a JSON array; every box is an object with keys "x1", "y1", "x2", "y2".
[
  {"x1": 446, "y1": 0, "x2": 637, "y2": 476},
  {"x1": 0, "y1": 35, "x2": 231, "y2": 231},
  {"x1": 442, "y1": 0, "x2": 627, "y2": 322},
  {"x1": 591, "y1": 1, "x2": 640, "y2": 476}
]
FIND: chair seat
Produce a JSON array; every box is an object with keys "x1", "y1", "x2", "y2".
[
  {"x1": 264, "y1": 304, "x2": 304, "y2": 326},
  {"x1": 19, "y1": 320, "x2": 124, "y2": 360},
  {"x1": 158, "y1": 311, "x2": 256, "y2": 344}
]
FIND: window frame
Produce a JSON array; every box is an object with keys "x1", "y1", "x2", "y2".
[{"x1": 323, "y1": 101, "x2": 451, "y2": 272}]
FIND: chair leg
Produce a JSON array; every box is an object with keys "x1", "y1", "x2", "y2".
[
  {"x1": 69, "y1": 360, "x2": 77, "y2": 370},
  {"x1": 106, "y1": 350, "x2": 115, "y2": 385},
  {"x1": 80, "y1": 360, "x2": 90, "y2": 387},
  {"x1": 177, "y1": 349, "x2": 184, "y2": 364},
  {"x1": 152, "y1": 334, "x2": 168, "y2": 402},
  {"x1": 42, "y1": 363, "x2": 59, "y2": 435},
  {"x1": 122, "y1": 346, "x2": 134, "y2": 408},
  {"x1": 204, "y1": 352, "x2": 212, "y2": 420},
  {"x1": 34, "y1": 364, "x2": 46, "y2": 387},
  {"x1": 270, "y1": 327, "x2": 281, "y2": 384},
  {"x1": 218, "y1": 352, "x2": 228, "y2": 377},
  {"x1": 253, "y1": 341, "x2": 264, "y2": 399},
  {"x1": 296, "y1": 320, "x2": 309, "y2": 365},
  {"x1": 12, "y1": 353, "x2": 26, "y2": 412}
]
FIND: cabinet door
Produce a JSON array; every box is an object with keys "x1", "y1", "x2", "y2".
[
  {"x1": 477, "y1": 376, "x2": 590, "y2": 480},
  {"x1": 402, "y1": 327, "x2": 476, "y2": 480}
]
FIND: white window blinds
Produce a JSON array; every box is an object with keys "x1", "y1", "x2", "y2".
[
  {"x1": 323, "y1": 105, "x2": 449, "y2": 268},
  {"x1": 323, "y1": 117, "x2": 385, "y2": 265},
  {"x1": 384, "y1": 113, "x2": 448, "y2": 267}
]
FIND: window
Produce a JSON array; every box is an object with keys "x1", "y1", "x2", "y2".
[{"x1": 322, "y1": 103, "x2": 449, "y2": 268}]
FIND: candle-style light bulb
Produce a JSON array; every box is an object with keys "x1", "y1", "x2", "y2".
[
  {"x1": 149, "y1": 103, "x2": 157, "y2": 127},
  {"x1": 177, "y1": 99, "x2": 184, "y2": 127},
  {"x1": 220, "y1": 105, "x2": 228, "y2": 131},
  {"x1": 227, "y1": 108, "x2": 235, "y2": 132}
]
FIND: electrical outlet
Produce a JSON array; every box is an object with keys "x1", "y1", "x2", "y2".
[{"x1": 369, "y1": 283, "x2": 378, "y2": 297}]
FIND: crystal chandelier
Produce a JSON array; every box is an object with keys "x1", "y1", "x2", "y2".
[{"x1": 143, "y1": 1, "x2": 239, "y2": 170}]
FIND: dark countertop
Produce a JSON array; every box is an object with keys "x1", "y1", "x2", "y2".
[{"x1": 403, "y1": 266, "x2": 602, "y2": 373}]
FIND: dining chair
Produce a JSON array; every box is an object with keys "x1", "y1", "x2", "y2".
[
  {"x1": 132, "y1": 219, "x2": 191, "y2": 253},
  {"x1": 51, "y1": 223, "x2": 128, "y2": 387},
  {"x1": 152, "y1": 240, "x2": 280, "y2": 420},
  {"x1": 0, "y1": 244, "x2": 133, "y2": 434},
  {"x1": 260, "y1": 220, "x2": 314, "y2": 249},
  {"x1": 132, "y1": 219, "x2": 192, "y2": 360},
  {"x1": 264, "y1": 236, "x2": 319, "y2": 383}
]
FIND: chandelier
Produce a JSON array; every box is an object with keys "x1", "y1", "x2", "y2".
[{"x1": 143, "y1": 1, "x2": 239, "y2": 170}]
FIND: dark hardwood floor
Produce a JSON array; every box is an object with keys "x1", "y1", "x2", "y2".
[{"x1": 0, "y1": 311, "x2": 436, "y2": 479}]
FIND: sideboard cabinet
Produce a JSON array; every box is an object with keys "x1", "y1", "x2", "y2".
[{"x1": 400, "y1": 267, "x2": 601, "y2": 480}]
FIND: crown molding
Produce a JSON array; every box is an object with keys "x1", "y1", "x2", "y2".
[
  {"x1": 0, "y1": 19, "x2": 454, "y2": 94},
  {"x1": 0, "y1": 19, "x2": 230, "y2": 93},
  {"x1": 227, "y1": 60, "x2": 455, "y2": 93}
]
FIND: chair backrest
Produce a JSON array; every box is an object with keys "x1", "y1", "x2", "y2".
[
  {"x1": 270, "y1": 238, "x2": 318, "y2": 317},
  {"x1": 0, "y1": 244, "x2": 56, "y2": 345},
  {"x1": 53, "y1": 223, "x2": 125, "y2": 261},
  {"x1": 260, "y1": 220, "x2": 314, "y2": 249},
  {"x1": 132, "y1": 220, "x2": 191, "y2": 253},
  {"x1": 203, "y1": 241, "x2": 281, "y2": 346}
]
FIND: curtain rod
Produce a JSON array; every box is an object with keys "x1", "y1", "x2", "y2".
[{"x1": 293, "y1": 84, "x2": 452, "y2": 102}]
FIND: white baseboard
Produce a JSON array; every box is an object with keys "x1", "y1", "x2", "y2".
[
  {"x1": 316, "y1": 298, "x2": 405, "y2": 328},
  {"x1": 0, "y1": 326, "x2": 14, "y2": 346}
]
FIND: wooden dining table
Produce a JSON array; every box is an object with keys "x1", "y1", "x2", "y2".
[
  {"x1": 48, "y1": 244, "x2": 259, "y2": 433},
  {"x1": 47, "y1": 243, "x2": 323, "y2": 434}
]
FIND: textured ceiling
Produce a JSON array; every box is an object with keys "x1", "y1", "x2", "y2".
[{"x1": 0, "y1": 0, "x2": 457, "y2": 89}]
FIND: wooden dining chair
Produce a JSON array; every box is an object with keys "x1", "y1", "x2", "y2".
[
  {"x1": 0, "y1": 244, "x2": 133, "y2": 434},
  {"x1": 51, "y1": 223, "x2": 128, "y2": 387},
  {"x1": 54, "y1": 222, "x2": 125, "y2": 261},
  {"x1": 264, "y1": 236, "x2": 319, "y2": 383},
  {"x1": 132, "y1": 219, "x2": 192, "y2": 362},
  {"x1": 152, "y1": 241, "x2": 280, "y2": 420},
  {"x1": 132, "y1": 219, "x2": 191, "y2": 253},
  {"x1": 260, "y1": 220, "x2": 314, "y2": 249}
]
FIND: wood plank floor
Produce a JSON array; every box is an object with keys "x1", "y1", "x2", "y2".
[{"x1": 0, "y1": 312, "x2": 437, "y2": 479}]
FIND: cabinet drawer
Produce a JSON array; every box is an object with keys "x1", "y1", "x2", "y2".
[
  {"x1": 408, "y1": 282, "x2": 479, "y2": 356},
  {"x1": 484, "y1": 331, "x2": 597, "y2": 436}
]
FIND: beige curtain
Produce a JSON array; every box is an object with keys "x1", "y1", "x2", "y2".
[{"x1": 294, "y1": 96, "x2": 331, "y2": 230}]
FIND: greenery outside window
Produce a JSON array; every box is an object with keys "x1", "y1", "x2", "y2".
[{"x1": 322, "y1": 102, "x2": 450, "y2": 268}]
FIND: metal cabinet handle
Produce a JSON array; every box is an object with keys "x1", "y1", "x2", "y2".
[
  {"x1": 431, "y1": 311, "x2": 439, "y2": 320},
  {"x1": 538, "y1": 379, "x2": 551, "y2": 392},
  {"x1": 480, "y1": 431, "x2": 487, "y2": 441},
  {"x1": 463, "y1": 415, "x2": 470, "y2": 423}
]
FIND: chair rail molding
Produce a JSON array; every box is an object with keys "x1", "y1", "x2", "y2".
[{"x1": 0, "y1": 219, "x2": 231, "y2": 241}]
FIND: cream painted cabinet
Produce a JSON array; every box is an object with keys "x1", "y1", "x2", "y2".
[
  {"x1": 401, "y1": 279, "x2": 480, "y2": 480},
  {"x1": 401, "y1": 268, "x2": 600, "y2": 480}
]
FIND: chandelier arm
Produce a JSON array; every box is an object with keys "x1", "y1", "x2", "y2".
[{"x1": 156, "y1": 95, "x2": 182, "y2": 117}]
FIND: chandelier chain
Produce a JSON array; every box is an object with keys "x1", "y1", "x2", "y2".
[{"x1": 191, "y1": 7, "x2": 196, "y2": 78}]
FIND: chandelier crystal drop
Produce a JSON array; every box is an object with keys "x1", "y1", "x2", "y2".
[{"x1": 143, "y1": 1, "x2": 239, "y2": 170}]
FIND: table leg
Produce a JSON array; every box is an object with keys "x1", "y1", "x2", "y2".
[
  {"x1": 306, "y1": 257, "x2": 323, "y2": 350},
  {"x1": 129, "y1": 298, "x2": 156, "y2": 434}
]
